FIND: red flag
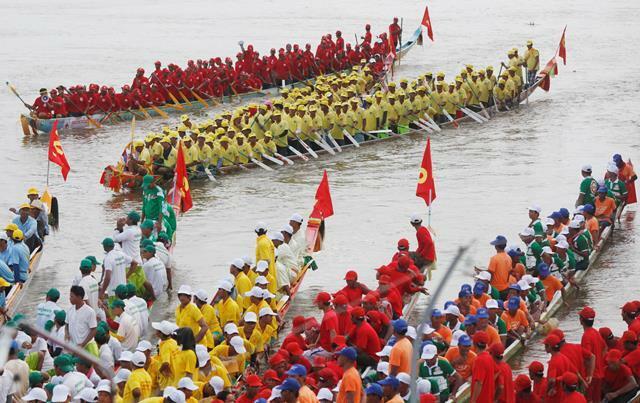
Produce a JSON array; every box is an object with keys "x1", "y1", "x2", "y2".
[
  {"x1": 416, "y1": 137, "x2": 436, "y2": 205},
  {"x1": 538, "y1": 57, "x2": 558, "y2": 92},
  {"x1": 173, "y1": 140, "x2": 193, "y2": 213},
  {"x1": 311, "y1": 170, "x2": 333, "y2": 219},
  {"x1": 558, "y1": 26, "x2": 567, "y2": 65},
  {"x1": 48, "y1": 121, "x2": 71, "y2": 181},
  {"x1": 421, "y1": 6, "x2": 434, "y2": 41}
]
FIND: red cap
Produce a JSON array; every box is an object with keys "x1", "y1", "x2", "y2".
[
  {"x1": 514, "y1": 374, "x2": 532, "y2": 392},
  {"x1": 363, "y1": 292, "x2": 379, "y2": 304},
  {"x1": 489, "y1": 343, "x2": 505, "y2": 356},
  {"x1": 314, "y1": 292, "x2": 331, "y2": 304},
  {"x1": 312, "y1": 356, "x2": 327, "y2": 368},
  {"x1": 344, "y1": 270, "x2": 358, "y2": 281},
  {"x1": 419, "y1": 395, "x2": 437, "y2": 403},
  {"x1": 599, "y1": 327, "x2": 614, "y2": 340},
  {"x1": 561, "y1": 372, "x2": 579, "y2": 387},
  {"x1": 543, "y1": 334, "x2": 561, "y2": 347},
  {"x1": 579, "y1": 306, "x2": 596, "y2": 319},
  {"x1": 293, "y1": 315, "x2": 306, "y2": 328},
  {"x1": 264, "y1": 369, "x2": 280, "y2": 382},
  {"x1": 351, "y1": 307, "x2": 365, "y2": 319},
  {"x1": 277, "y1": 349, "x2": 290, "y2": 360},
  {"x1": 333, "y1": 294, "x2": 348, "y2": 306},
  {"x1": 269, "y1": 353, "x2": 286, "y2": 366},
  {"x1": 246, "y1": 374, "x2": 263, "y2": 387},
  {"x1": 622, "y1": 302, "x2": 638, "y2": 314},
  {"x1": 318, "y1": 367, "x2": 337, "y2": 383},
  {"x1": 398, "y1": 255, "x2": 411, "y2": 269},
  {"x1": 305, "y1": 317, "x2": 320, "y2": 331},
  {"x1": 606, "y1": 349, "x2": 623, "y2": 363},
  {"x1": 528, "y1": 361, "x2": 545, "y2": 373},
  {"x1": 550, "y1": 329, "x2": 565, "y2": 341},
  {"x1": 621, "y1": 330, "x2": 637, "y2": 343},
  {"x1": 473, "y1": 331, "x2": 489, "y2": 345},
  {"x1": 333, "y1": 335, "x2": 347, "y2": 348},
  {"x1": 378, "y1": 275, "x2": 392, "y2": 285},
  {"x1": 285, "y1": 342, "x2": 304, "y2": 356},
  {"x1": 397, "y1": 238, "x2": 409, "y2": 249}
]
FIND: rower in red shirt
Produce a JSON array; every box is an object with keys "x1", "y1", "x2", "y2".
[
  {"x1": 314, "y1": 292, "x2": 339, "y2": 351},
  {"x1": 622, "y1": 301, "x2": 640, "y2": 335},
  {"x1": 132, "y1": 68, "x2": 149, "y2": 90},
  {"x1": 491, "y1": 343, "x2": 515, "y2": 403},
  {"x1": 515, "y1": 374, "x2": 542, "y2": 403},
  {"x1": 338, "y1": 270, "x2": 371, "y2": 307},
  {"x1": 361, "y1": 24, "x2": 372, "y2": 46},
  {"x1": 49, "y1": 89, "x2": 68, "y2": 117},
  {"x1": 335, "y1": 30, "x2": 345, "y2": 52},
  {"x1": 528, "y1": 361, "x2": 548, "y2": 400},
  {"x1": 560, "y1": 373, "x2": 587, "y2": 403},
  {"x1": 603, "y1": 349, "x2": 639, "y2": 402},
  {"x1": 70, "y1": 87, "x2": 90, "y2": 116},
  {"x1": 579, "y1": 306, "x2": 607, "y2": 401},
  {"x1": 377, "y1": 275, "x2": 403, "y2": 319},
  {"x1": 284, "y1": 342, "x2": 312, "y2": 374},
  {"x1": 550, "y1": 328, "x2": 594, "y2": 381},
  {"x1": 410, "y1": 215, "x2": 436, "y2": 267},
  {"x1": 470, "y1": 331, "x2": 496, "y2": 403},
  {"x1": 333, "y1": 294, "x2": 353, "y2": 336},
  {"x1": 544, "y1": 334, "x2": 581, "y2": 402},
  {"x1": 150, "y1": 86, "x2": 166, "y2": 106},
  {"x1": 388, "y1": 17, "x2": 402, "y2": 48},
  {"x1": 235, "y1": 375, "x2": 263, "y2": 403},
  {"x1": 347, "y1": 307, "x2": 380, "y2": 368},
  {"x1": 282, "y1": 316, "x2": 308, "y2": 350},
  {"x1": 31, "y1": 88, "x2": 54, "y2": 118}
]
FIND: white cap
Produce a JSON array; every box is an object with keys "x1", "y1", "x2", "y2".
[
  {"x1": 256, "y1": 260, "x2": 269, "y2": 273},
  {"x1": 582, "y1": 164, "x2": 592, "y2": 172},
  {"x1": 556, "y1": 240, "x2": 569, "y2": 249},
  {"x1": 527, "y1": 205, "x2": 542, "y2": 213},
  {"x1": 218, "y1": 280, "x2": 234, "y2": 292},
  {"x1": 259, "y1": 307, "x2": 277, "y2": 317},
  {"x1": 397, "y1": 372, "x2": 411, "y2": 385},
  {"x1": 519, "y1": 227, "x2": 535, "y2": 237},
  {"x1": 76, "y1": 388, "x2": 98, "y2": 402},
  {"x1": 151, "y1": 320, "x2": 179, "y2": 336},
  {"x1": 194, "y1": 289, "x2": 209, "y2": 302},
  {"x1": 229, "y1": 336, "x2": 247, "y2": 353},
  {"x1": 542, "y1": 246, "x2": 553, "y2": 255},
  {"x1": 522, "y1": 274, "x2": 537, "y2": 285},
  {"x1": 261, "y1": 289, "x2": 275, "y2": 299},
  {"x1": 544, "y1": 218, "x2": 555, "y2": 226},
  {"x1": 485, "y1": 299, "x2": 499, "y2": 309},
  {"x1": 114, "y1": 368, "x2": 131, "y2": 383},
  {"x1": 255, "y1": 222, "x2": 268, "y2": 232},
  {"x1": 474, "y1": 271, "x2": 491, "y2": 281},
  {"x1": 406, "y1": 326, "x2": 417, "y2": 339},
  {"x1": 561, "y1": 227, "x2": 570, "y2": 235},
  {"x1": 245, "y1": 286, "x2": 264, "y2": 298},
  {"x1": 22, "y1": 387, "x2": 48, "y2": 402},
  {"x1": 196, "y1": 345, "x2": 211, "y2": 367},
  {"x1": 119, "y1": 350, "x2": 133, "y2": 362},
  {"x1": 376, "y1": 361, "x2": 389, "y2": 375},
  {"x1": 177, "y1": 284, "x2": 193, "y2": 295},
  {"x1": 421, "y1": 344, "x2": 438, "y2": 359},
  {"x1": 178, "y1": 377, "x2": 198, "y2": 391},
  {"x1": 410, "y1": 214, "x2": 423, "y2": 224},
  {"x1": 517, "y1": 279, "x2": 531, "y2": 291},
  {"x1": 574, "y1": 214, "x2": 585, "y2": 223},
  {"x1": 569, "y1": 220, "x2": 581, "y2": 229},
  {"x1": 289, "y1": 213, "x2": 304, "y2": 223},
  {"x1": 318, "y1": 388, "x2": 333, "y2": 401},
  {"x1": 96, "y1": 380, "x2": 112, "y2": 394},
  {"x1": 163, "y1": 387, "x2": 178, "y2": 398},
  {"x1": 0, "y1": 233, "x2": 8, "y2": 242},
  {"x1": 607, "y1": 163, "x2": 618, "y2": 173},
  {"x1": 270, "y1": 232, "x2": 284, "y2": 242},
  {"x1": 421, "y1": 324, "x2": 435, "y2": 335},
  {"x1": 281, "y1": 224, "x2": 294, "y2": 235},
  {"x1": 244, "y1": 311, "x2": 258, "y2": 323},
  {"x1": 555, "y1": 234, "x2": 567, "y2": 243},
  {"x1": 376, "y1": 345, "x2": 392, "y2": 357},
  {"x1": 136, "y1": 340, "x2": 153, "y2": 352},
  {"x1": 450, "y1": 330, "x2": 466, "y2": 347},
  {"x1": 255, "y1": 276, "x2": 269, "y2": 285},
  {"x1": 223, "y1": 323, "x2": 238, "y2": 335},
  {"x1": 417, "y1": 378, "x2": 432, "y2": 394},
  {"x1": 168, "y1": 389, "x2": 186, "y2": 403},
  {"x1": 132, "y1": 351, "x2": 146, "y2": 366},
  {"x1": 268, "y1": 387, "x2": 282, "y2": 402},
  {"x1": 242, "y1": 256, "x2": 254, "y2": 266},
  {"x1": 51, "y1": 385, "x2": 71, "y2": 402},
  {"x1": 444, "y1": 305, "x2": 461, "y2": 317},
  {"x1": 209, "y1": 376, "x2": 225, "y2": 395},
  {"x1": 231, "y1": 258, "x2": 245, "y2": 269}
]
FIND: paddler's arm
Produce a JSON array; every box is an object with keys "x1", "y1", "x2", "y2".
[
  {"x1": 575, "y1": 193, "x2": 585, "y2": 208},
  {"x1": 470, "y1": 380, "x2": 484, "y2": 403},
  {"x1": 449, "y1": 371, "x2": 463, "y2": 398},
  {"x1": 195, "y1": 317, "x2": 209, "y2": 343},
  {"x1": 166, "y1": 265, "x2": 173, "y2": 291},
  {"x1": 584, "y1": 351, "x2": 595, "y2": 384},
  {"x1": 142, "y1": 281, "x2": 155, "y2": 302}
]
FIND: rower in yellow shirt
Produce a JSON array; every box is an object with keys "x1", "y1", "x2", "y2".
[
  {"x1": 259, "y1": 132, "x2": 278, "y2": 157},
  {"x1": 239, "y1": 312, "x2": 267, "y2": 354},
  {"x1": 363, "y1": 97, "x2": 379, "y2": 132},
  {"x1": 192, "y1": 345, "x2": 231, "y2": 398},
  {"x1": 329, "y1": 104, "x2": 347, "y2": 144},
  {"x1": 175, "y1": 286, "x2": 209, "y2": 344},
  {"x1": 385, "y1": 94, "x2": 400, "y2": 132},
  {"x1": 293, "y1": 106, "x2": 313, "y2": 142},
  {"x1": 476, "y1": 70, "x2": 491, "y2": 105},
  {"x1": 151, "y1": 321, "x2": 180, "y2": 390},
  {"x1": 444, "y1": 83, "x2": 459, "y2": 117},
  {"x1": 395, "y1": 92, "x2": 412, "y2": 130},
  {"x1": 214, "y1": 281, "x2": 242, "y2": 327},
  {"x1": 211, "y1": 335, "x2": 247, "y2": 376},
  {"x1": 230, "y1": 258, "x2": 252, "y2": 309},
  {"x1": 234, "y1": 134, "x2": 253, "y2": 164},
  {"x1": 193, "y1": 289, "x2": 222, "y2": 349},
  {"x1": 243, "y1": 286, "x2": 270, "y2": 316},
  {"x1": 251, "y1": 105, "x2": 271, "y2": 139},
  {"x1": 217, "y1": 137, "x2": 238, "y2": 167},
  {"x1": 247, "y1": 134, "x2": 265, "y2": 161},
  {"x1": 256, "y1": 307, "x2": 278, "y2": 346},
  {"x1": 123, "y1": 353, "x2": 153, "y2": 403},
  {"x1": 493, "y1": 80, "x2": 509, "y2": 110},
  {"x1": 269, "y1": 112, "x2": 289, "y2": 154},
  {"x1": 170, "y1": 328, "x2": 198, "y2": 386},
  {"x1": 155, "y1": 137, "x2": 178, "y2": 176},
  {"x1": 507, "y1": 67, "x2": 523, "y2": 95},
  {"x1": 195, "y1": 135, "x2": 213, "y2": 170},
  {"x1": 255, "y1": 222, "x2": 276, "y2": 273},
  {"x1": 181, "y1": 137, "x2": 199, "y2": 171}
]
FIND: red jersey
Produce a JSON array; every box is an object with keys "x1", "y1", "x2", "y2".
[
  {"x1": 560, "y1": 343, "x2": 591, "y2": 378},
  {"x1": 379, "y1": 287, "x2": 403, "y2": 318},
  {"x1": 604, "y1": 363, "x2": 633, "y2": 393},
  {"x1": 132, "y1": 75, "x2": 149, "y2": 90},
  {"x1": 363, "y1": 32, "x2": 372, "y2": 45},
  {"x1": 32, "y1": 95, "x2": 53, "y2": 117},
  {"x1": 282, "y1": 333, "x2": 307, "y2": 350},
  {"x1": 581, "y1": 327, "x2": 606, "y2": 378},
  {"x1": 319, "y1": 309, "x2": 339, "y2": 351},
  {"x1": 347, "y1": 321, "x2": 381, "y2": 360},
  {"x1": 335, "y1": 37, "x2": 344, "y2": 51},
  {"x1": 629, "y1": 317, "x2": 640, "y2": 335},
  {"x1": 531, "y1": 378, "x2": 547, "y2": 401},
  {"x1": 563, "y1": 392, "x2": 587, "y2": 403},
  {"x1": 336, "y1": 309, "x2": 353, "y2": 336},
  {"x1": 235, "y1": 393, "x2": 258, "y2": 403},
  {"x1": 471, "y1": 351, "x2": 496, "y2": 402},
  {"x1": 497, "y1": 361, "x2": 515, "y2": 403},
  {"x1": 547, "y1": 352, "x2": 578, "y2": 402},
  {"x1": 416, "y1": 226, "x2": 436, "y2": 261},
  {"x1": 622, "y1": 348, "x2": 640, "y2": 379},
  {"x1": 339, "y1": 285, "x2": 367, "y2": 307},
  {"x1": 51, "y1": 96, "x2": 68, "y2": 116}
]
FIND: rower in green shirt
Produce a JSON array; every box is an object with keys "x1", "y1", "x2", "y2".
[
  {"x1": 527, "y1": 205, "x2": 545, "y2": 236},
  {"x1": 418, "y1": 344, "x2": 462, "y2": 401},
  {"x1": 605, "y1": 166, "x2": 628, "y2": 207},
  {"x1": 576, "y1": 164, "x2": 598, "y2": 207},
  {"x1": 568, "y1": 220, "x2": 591, "y2": 270},
  {"x1": 519, "y1": 227, "x2": 542, "y2": 271}
]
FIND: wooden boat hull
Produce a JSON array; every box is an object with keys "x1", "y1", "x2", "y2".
[{"x1": 2, "y1": 247, "x2": 44, "y2": 324}]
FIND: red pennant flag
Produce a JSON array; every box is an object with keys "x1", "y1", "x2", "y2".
[
  {"x1": 48, "y1": 121, "x2": 71, "y2": 181},
  {"x1": 416, "y1": 137, "x2": 436, "y2": 206},
  {"x1": 421, "y1": 5, "x2": 434, "y2": 41},
  {"x1": 558, "y1": 26, "x2": 567, "y2": 65},
  {"x1": 311, "y1": 170, "x2": 334, "y2": 220},
  {"x1": 173, "y1": 140, "x2": 193, "y2": 213}
]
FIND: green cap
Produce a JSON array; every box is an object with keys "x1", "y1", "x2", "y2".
[
  {"x1": 84, "y1": 256, "x2": 101, "y2": 266},
  {"x1": 80, "y1": 259, "x2": 93, "y2": 271},
  {"x1": 127, "y1": 211, "x2": 141, "y2": 223},
  {"x1": 46, "y1": 288, "x2": 60, "y2": 299},
  {"x1": 44, "y1": 383, "x2": 55, "y2": 394},
  {"x1": 102, "y1": 237, "x2": 115, "y2": 247},
  {"x1": 141, "y1": 239, "x2": 155, "y2": 248},
  {"x1": 140, "y1": 219, "x2": 154, "y2": 230},
  {"x1": 110, "y1": 299, "x2": 126, "y2": 309},
  {"x1": 29, "y1": 371, "x2": 44, "y2": 387},
  {"x1": 142, "y1": 175, "x2": 154, "y2": 186},
  {"x1": 115, "y1": 284, "x2": 128, "y2": 299},
  {"x1": 157, "y1": 231, "x2": 169, "y2": 241},
  {"x1": 126, "y1": 283, "x2": 137, "y2": 296},
  {"x1": 53, "y1": 354, "x2": 75, "y2": 373},
  {"x1": 54, "y1": 310, "x2": 66, "y2": 322},
  {"x1": 97, "y1": 321, "x2": 109, "y2": 331},
  {"x1": 44, "y1": 320, "x2": 54, "y2": 332},
  {"x1": 143, "y1": 245, "x2": 156, "y2": 253}
]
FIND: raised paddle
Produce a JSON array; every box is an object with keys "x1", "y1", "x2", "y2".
[
  {"x1": 6, "y1": 82, "x2": 32, "y2": 109},
  {"x1": 150, "y1": 104, "x2": 169, "y2": 119}
]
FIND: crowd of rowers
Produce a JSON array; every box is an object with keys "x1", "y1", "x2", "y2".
[
  {"x1": 115, "y1": 42, "x2": 542, "y2": 180},
  {"x1": 28, "y1": 22, "x2": 403, "y2": 120}
]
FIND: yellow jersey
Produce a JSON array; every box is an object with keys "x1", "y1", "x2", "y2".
[
  {"x1": 123, "y1": 368, "x2": 152, "y2": 403},
  {"x1": 200, "y1": 304, "x2": 222, "y2": 349},
  {"x1": 175, "y1": 303, "x2": 204, "y2": 338},
  {"x1": 215, "y1": 296, "x2": 242, "y2": 327}
]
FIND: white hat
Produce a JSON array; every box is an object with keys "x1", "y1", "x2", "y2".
[
  {"x1": 132, "y1": 351, "x2": 147, "y2": 366},
  {"x1": 244, "y1": 311, "x2": 258, "y2": 323},
  {"x1": 555, "y1": 234, "x2": 567, "y2": 243},
  {"x1": 245, "y1": 286, "x2": 264, "y2": 298},
  {"x1": 114, "y1": 368, "x2": 131, "y2": 384},
  {"x1": 575, "y1": 205, "x2": 585, "y2": 214},
  {"x1": 255, "y1": 222, "x2": 268, "y2": 232},
  {"x1": 410, "y1": 214, "x2": 423, "y2": 224},
  {"x1": 450, "y1": 330, "x2": 466, "y2": 347},
  {"x1": 421, "y1": 324, "x2": 435, "y2": 335},
  {"x1": 561, "y1": 227, "x2": 570, "y2": 235},
  {"x1": 474, "y1": 271, "x2": 491, "y2": 281},
  {"x1": 51, "y1": 385, "x2": 71, "y2": 402},
  {"x1": 0, "y1": 233, "x2": 8, "y2": 242},
  {"x1": 556, "y1": 240, "x2": 569, "y2": 249},
  {"x1": 270, "y1": 232, "x2": 284, "y2": 242},
  {"x1": 421, "y1": 344, "x2": 438, "y2": 359},
  {"x1": 255, "y1": 276, "x2": 269, "y2": 285},
  {"x1": 376, "y1": 361, "x2": 389, "y2": 375},
  {"x1": 527, "y1": 205, "x2": 542, "y2": 213},
  {"x1": 517, "y1": 279, "x2": 530, "y2": 291},
  {"x1": 522, "y1": 274, "x2": 537, "y2": 285},
  {"x1": 163, "y1": 387, "x2": 178, "y2": 398},
  {"x1": 22, "y1": 387, "x2": 48, "y2": 402},
  {"x1": 261, "y1": 289, "x2": 275, "y2": 299},
  {"x1": 268, "y1": 387, "x2": 282, "y2": 402},
  {"x1": 574, "y1": 214, "x2": 585, "y2": 223},
  {"x1": 119, "y1": 350, "x2": 133, "y2": 362},
  {"x1": 96, "y1": 380, "x2": 112, "y2": 394},
  {"x1": 569, "y1": 220, "x2": 581, "y2": 229},
  {"x1": 177, "y1": 284, "x2": 193, "y2": 295},
  {"x1": 444, "y1": 305, "x2": 461, "y2": 317},
  {"x1": 332, "y1": 382, "x2": 341, "y2": 393},
  {"x1": 376, "y1": 345, "x2": 392, "y2": 357},
  {"x1": 582, "y1": 164, "x2": 592, "y2": 172},
  {"x1": 229, "y1": 336, "x2": 247, "y2": 353},
  {"x1": 136, "y1": 340, "x2": 153, "y2": 352},
  {"x1": 519, "y1": 227, "x2": 535, "y2": 237},
  {"x1": 416, "y1": 378, "x2": 432, "y2": 394},
  {"x1": 152, "y1": 321, "x2": 172, "y2": 336},
  {"x1": 178, "y1": 377, "x2": 198, "y2": 391},
  {"x1": 281, "y1": 224, "x2": 294, "y2": 235},
  {"x1": 255, "y1": 260, "x2": 269, "y2": 273},
  {"x1": 209, "y1": 376, "x2": 225, "y2": 395},
  {"x1": 397, "y1": 372, "x2": 411, "y2": 385},
  {"x1": 217, "y1": 280, "x2": 234, "y2": 293},
  {"x1": 485, "y1": 299, "x2": 499, "y2": 309},
  {"x1": 242, "y1": 256, "x2": 254, "y2": 266},
  {"x1": 289, "y1": 213, "x2": 304, "y2": 223},
  {"x1": 541, "y1": 246, "x2": 553, "y2": 255},
  {"x1": 259, "y1": 307, "x2": 277, "y2": 317},
  {"x1": 544, "y1": 218, "x2": 555, "y2": 226},
  {"x1": 168, "y1": 389, "x2": 186, "y2": 403},
  {"x1": 231, "y1": 258, "x2": 245, "y2": 269},
  {"x1": 406, "y1": 326, "x2": 417, "y2": 339},
  {"x1": 223, "y1": 323, "x2": 238, "y2": 335},
  {"x1": 76, "y1": 388, "x2": 98, "y2": 402},
  {"x1": 194, "y1": 289, "x2": 209, "y2": 302},
  {"x1": 318, "y1": 388, "x2": 333, "y2": 401},
  {"x1": 607, "y1": 163, "x2": 618, "y2": 173},
  {"x1": 196, "y1": 345, "x2": 211, "y2": 367}
]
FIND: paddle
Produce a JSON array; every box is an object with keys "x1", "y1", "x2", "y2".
[
  {"x1": 418, "y1": 117, "x2": 438, "y2": 132},
  {"x1": 237, "y1": 151, "x2": 274, "y2": 172},
  {"x1": 149, "y1": 104, "x2": 169, "y2": 119},
  {"x1": 311, "y1": 133, "x2": 335, "y2": 155},
  {"x1": 262, "y1": 154, "x2": 284, "y2": 166},
  {"x1": 288, "y1": 146, "x2": 309, "y2": 161},
  {"x1": 188, "y1": 88, "x2": 210, "y2": 108},
  {"x1": 462, "y1": 75, "x2": 492, "y2": 120},
  {"x1": 412, "y1": 119, "x2": 434, "y2": 133},
  {"x1": 137, "y1": 104, "x2": 153, "y2": 119},
  {"x1": 203, "y1": 165, "x2": 217, "y2": 182},
  {"x1": 221, "y1": 156, "x2": 250, "y2": 171},
  {"x1": 455, "y1": 105, "x2": 486, "y2": 124},
  {"x1": 6, "y1": 81, "x2": 32, "y2": 109},
  {"x1": 323, "y1": 131, "x2": 342, "y2": 152},
  {"x1": 150, "y1": 72, "x2": 185, "y2": 110},
  {"x1": 177, "y1": 90, "x2": 193, "y2": 106},
  {"x1": 422, "y1": 113, "x2": 442, "y2": 132},
  {"x1": 341, "y1": 129, "x2": 360, "y2": 147},
  {"x1": 275, "y1": 152, "x2": 295, "y2": 165},
  {"x1": 426, "y1": 91, "x2": 458, "y2": 129},
  {"x1": 293, "y1": 134, "x2": 318, "y2": 158},
  {"x1": 58, "y1": 87, "x2": 102, "y2": 129}
]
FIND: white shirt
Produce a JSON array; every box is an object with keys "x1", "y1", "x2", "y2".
[
  {"x1": 78, "y1": 275, "x2": 100, "y2": 311},
  {"x1": 107, "y1": 335, "x2": 122, "y2": 361},
  {"x1": 125, "y1": 296, "x2": 149, "y2": 336},
  {"x1": 35, "y1": 300, "x2": 61, "y2": 329},
  {"x1": 142, "y1": 256, "x2": 167, "y2": 298},
  {"x1": 154, "y1": 242, "x2": 175, "y2": 270},
  {"x1": 48, "y1": 324, "x2": 66, "y2": 351},
  {"x1": 290, "y1": 230, "x2": 307, "y2": 263},
  {"x1": 277, "y1": 243, "x2": 298, "y2": 271},
  {"x1": 275, "y1": 261, "x2": 292, "y2": 288},
  {"x1": 26, "y1": 337, "x2": 54, "y2": 371},
  {"x1": 99, "y1": 343, "x2": 115, "y2": 370},
  {"x1": 62, "y1": 371, "x2": 92, "y2": 398},
  {"x1": 66, "y1": 303, "x2": 97, "y2": 345},
  {"x1": 116, "y1": 311, "x2": 140, "y2": 350},
  {"x1": 113, "y1": 225, "x2": 142, "y2": 263},
  {"x1": 103, "y1": 249, "x2": 133, "y2": 295},
  {"x1": 0, "y1": 369, "x2": 14, "y2": 403}
]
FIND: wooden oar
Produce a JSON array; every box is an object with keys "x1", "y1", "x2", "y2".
[
  {"x1": 426, "y1": 91, "x2": 458, "y2": 129},
  {"x1": 456, "y1": 106, "x2": 485, "y2": 124},
  {"x1": 342, "y1": 129, "x2": 360, "y2": 147},
  {"x1": 150, "y1": 72, "x2": 185, "y2": 110},
  {"x1": 422, "y1": 113, "x2": 442, "y2": 132},
  {"x1": 412, "y1": 120, "x2": 434, "y2": 133},
  {"x1": 188, "y1": 88, "x2": 210, "y2": 108},
  {"x1": 262, "y1": 154, "x2": 284, "y2": 166},
  {"x1": 324, "y1": 131, "x2": 342, "y2": 152},
  {"x1": 137, "y1": 104, "x2": 152, "y2": 119},
  {"x1": 463, "y1": 76, "x2": 491, "y2": 120},
  {"x1": 275, "y1": 152, "x2": 295, "y2": 165},
  {"x1": 294, "y1": 135, "x2": 318, "y2": 158},
  {"x1": 221, "y1": 156, "x2": 250, "y2": 171},
  {"x1": 288, "y1": 146, "x2": 309, "y2": 161},
  {"x1": 5, "y1": 81, "x2": 32, "y2": 109},
  {"x1": 150, "y1": 105, "x2": 169, "y2": 119},
  {"x1": 56, "y1": 87, "x2": 102, "y2": 129},
  {"x1": 178, "y1": 90, "x2": 193, "y2": 106}
]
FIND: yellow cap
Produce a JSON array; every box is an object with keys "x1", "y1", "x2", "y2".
[
  {"x1": 27, "y1": 187, "x2": 39, "y2": 196},
  {"x1": 180, "y1": 114, "x2": 189, "y2": 122},
  {"x1": 478, "y1": 69, "x2": 486, "y2": 75},
  {"x1": 437, "y1": 72, "x2": 445, "y2": 78},
  {"x1": 4, "y1": 223, "x2": 17, "y2": 231},
  {"x1": 12, "y1": 229, "x2": 24, "y2": 241},
  {"x1": 400, "y1": 78, "x2": 408, "y2": 84},
  {"x1": 248, "y1": 133, "x2": 257, "y2": 139},
  {"x1": 486, "y1": 65, "x2": 494, "y2": 71},
  {"x1": 160, "y1": 137, "x2": 171, "y2": 144},
  {"x1": 0, "y1": 278, "x2": 9, "y2": 287},
  {"x1": 425, "y1": 72, "x2": 433, "y2": 77},
  {"x1": 436, "y1": 82, "x2": 444, "y2": 87},
  {"x1": 19, "y1": 203, "x2": 31, "y2": 210},
  {"x1": 526, "y1": 40, "x2": 533, "y2": 46},
  {"x1": 264, "y1": 131, "x2": 273, "y2": 138},
  {"x1": 466, "y1": 64, "x2": 474, "y2": 69},
  {"x1": 388, "y1": 82, "x2": 396, "y2": 87},
  {"x1": 221, "y1": 120, "x2": 229, "y2": 128},
  {"x1": 133, "y1": 140, "x2": 144, "y2": 147},
  {"x1": 455, "y1": 76, "x2": 463, "y2": 83},
  {"x1": 388, "y1": 94, "x2": 396, "y2": 99},
  {"x1": 220, "y1": 136, "x2": 230, "y2": 143},
  {"x1": 297, "y1": 105, "x2": 306, "y2": 111}
]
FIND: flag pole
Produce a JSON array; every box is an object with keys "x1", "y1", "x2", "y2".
[{"x1": 428, "y1": 189, "x2": 432, "y2": 226}]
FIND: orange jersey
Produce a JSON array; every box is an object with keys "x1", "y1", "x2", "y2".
[
  {"x1": 444, "y1": 347, "x2": 477, "y2": 380},
  {"x1": 595, "y1": 197, "x2": 616, "y2": 219},
  {"x1": 541, "y1": 275, "x2": 563, "y2": 302},
  {"x1": 501, "y1": 309, "x2": 529, "y2": 331},
  {"x1": 488, "y1": 252, "x2": 512, "y2": 291}
]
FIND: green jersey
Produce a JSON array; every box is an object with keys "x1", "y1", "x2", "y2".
[
  {"x1": 605, "y1": 179, "x2": 627, "y2": 206},
  {"x1": 580, "y1": 176, "x2": 598, "y2": 206},
  {"x1": 489, "y1": 285, "x2": 501, "y2": 300},
  {"x1": 553, "y1": 251, "x2": 576, "y2": 273},
  {"x1": 531, "y1": 219, "x2": 545, "y2": 236},
  {"x1": 522, "y1": 241, "x2": 543, "y2": 270},
  {"x1": 572, "y1": 233, "x2": 591, "y2": 270},
  {"x1": 493, "y1": 316, "x2": 508, "y2": 337},
  {"x1": 418, "y1": 358, "x2": 455, "y2": 400},
  {"x1": 142, "y1": 185, "x2": 165, "y2": 221}
]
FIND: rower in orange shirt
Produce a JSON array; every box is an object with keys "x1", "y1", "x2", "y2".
[
  {"x1": 581, "y1": 204, "x2": 600, "y2": 246},
  {"x1": 594, "y1": 185, "x2": 617, "y2": 230},
  {"x1": 538, "y1": 263, "x2": 567, "y2": 305},
  {"x1": 475, "y1": 308, "x2": 501, "y2": 347},
  {"x1": 472, "y1": 282, "x2": 490, "y2": 307},
  {"x1": 444, "y1": 334, "x2": 477, "y2": 380},
  {"x1": 614, "y1": 153, "x2": 637, "y2": 204},
  {"x1": 430, "y1": 309, "x2": 452, "y2": 345},
  {"x1": 501, "y1": 296, "x2": 530, "y2": 342},
  {"x1": 482, "y1": 235, "x2": 511, "y2": 299}
]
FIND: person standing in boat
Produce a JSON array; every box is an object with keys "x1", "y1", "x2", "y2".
[
  {"x1": 113, "y1": 211, "x2": 142, "y2": 263},
  {"x1": 388, "y1": 18, "x2": 402, "y2": 49},
  {"x1": 409, "y1": 215, "x2": 436, "y2": 268},
  {"x1": 576, "y1": 165, "x2": 598, "y2": 207},
  {"x1": 524, "y1": 40, "x2": 540, "y2": 87},
  {"x1": 12, "y1": 203, "x2": 40, "y2": 252}
]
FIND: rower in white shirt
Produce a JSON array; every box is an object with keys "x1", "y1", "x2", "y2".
[
  {"x1": 35, "y1": 288, "x2": 61, "y2": 329},
  {"x1": 141, "y1": 245, "x2": 168, "y2": 300},
  {"x1": 112, "y1": 212, "x2": 142, "y2": 263},
  {"x1": 100, "y1": 238, "x2": 135, "y2": 298},
  {"x1": 77, "y1": 259, "x2": 102, "y2": 320},
  {"x1": 110, "y1": 299, "x2": 140, "y2": 350},
  {"x1": 288, "y1": 213, "x2": 307, "y2": 264}
]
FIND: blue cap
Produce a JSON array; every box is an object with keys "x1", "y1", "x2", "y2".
[
  {"x1": 549, "y1": 211, "x2": 562, "y2": 220},
  {"x1": 473, "y1": 282, "x2": 486, "y2": 295},
  {"x1": 431, "y1": 309, "x2": 443, "y2": 318},
  {"x1": 365, "y1": 383, "x2": 384, "y2": 397},
  {"x1": 495, "y1": 299, "x2": 504, "y2": 309},
  {"x1": 286, "y1": 364, "x2": 307, "y2": 377},
  {"x1": 508, "y1": 283, "x2": 521, "y2": 291},
  {"x1": 378, "y1": 377, "x2": 400, "y2": 389},
  {"x1": 583, "y1": 204, "x2": 595, "y2": 214},
  {"x1": 507, "y1": 247, "x2": 524, "y2": 258},
  {"x1": 598, "y1": 185, "x2": 608, "y2": 193},
  {"x1": 490, "y1": 235, "x2": 507, "y2": 246},
  {"x1": 508, "y1": 296, "x2": 520, "y2": 310},
  {"x1": 461, "y1": 284, "x2": 472, "y2": 293},
  {"x1": 254, "y1": 399, "x2": 267, "y2": 403},
  {"x1": 443, "y1": 300, "x2": 455, "y2": 309},
  {"x1": 559, "y1": 208, "x2": 570, "y2": 218},
  {"x1": 464, "y1": 315, "x2": 477, "y2": 326},
  {"x1": 338, "y1": 347, "x2": 357, "y2": 361},
  {"x1": 280, "y1": 378, "x2": 301, "y2": 392},
  {"x1": 10, "y1": 340, "x2": 19, "y2": 351},
  {"x1": 392, "y1": 319, "x2": 408, "y2": 334},
  {"x1": 613, "y1": 154, "x2": 622, "y2": 162},
  {"x1": 476, "y1": 308, "x2": 489, "y2": 319},
  {"x1": 538, "y1": 263, "x2": 550, "y2": 277},
  {"x1": 458, "y1": 334, "x2": 472, "y2": 346}
]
